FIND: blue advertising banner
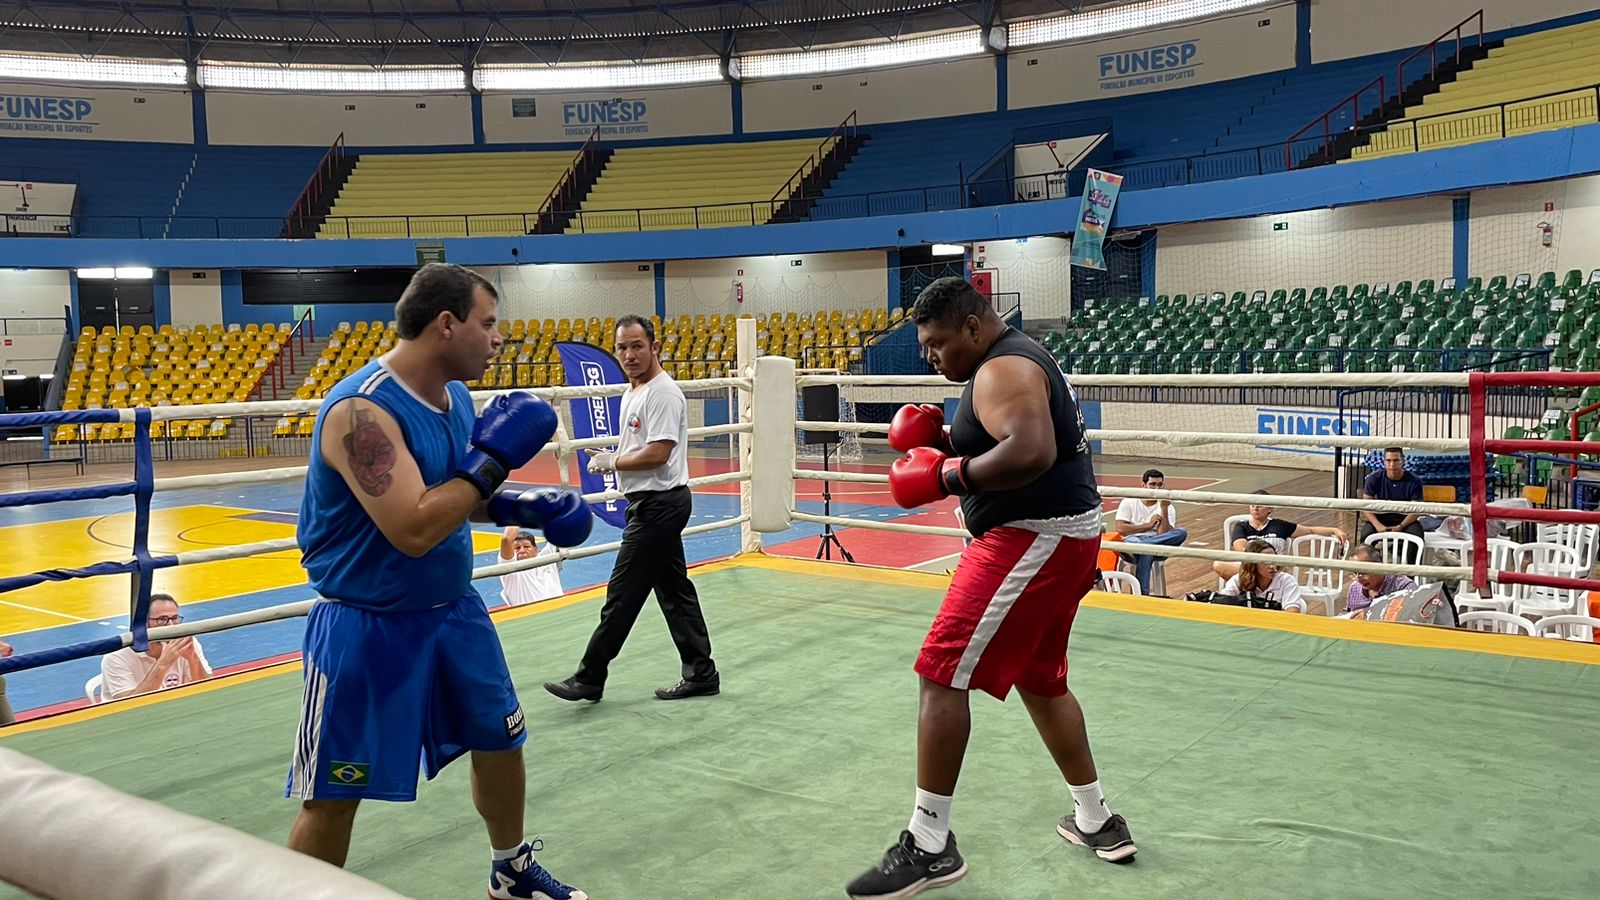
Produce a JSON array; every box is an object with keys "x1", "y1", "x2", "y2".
[
  {"x1": 554, "y1": 341, "x2": 628, "y2": 528},
  {"x1": 1069, "y1": 168, "x2": 1124, "y2": 270}
]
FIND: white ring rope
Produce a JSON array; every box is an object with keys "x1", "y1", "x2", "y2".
[
  {"x1": 474, "y1": 515, "x2": 749, "y2": 579},
  {"x1": 115, "y1": 377, "x2": 751, "y2": 423},
  {"x1": 173, "y1": 537, "x2": 300, "y2": 566},
  {"x1": 581, "y1": 470, "x2": 749, "y2": 505},
  {"x1": 790, "y1": 511, "x2": 971, "y2": 539},
  {"x1": 563, "y1": 422, "x2": 751, "y2": 452},
  {"x1": 1102, "y1": 486, "x2": 1471, "y2": 517},
  {"x1": 1092, "y1": 429, "x2": 1471, "y2": 452},
  {"x1": 797, "y1": 373, "x2": 1472, "y2": 388},
  {"x1": 794, "y1": 469, "x2": 888, "y2": 484}
]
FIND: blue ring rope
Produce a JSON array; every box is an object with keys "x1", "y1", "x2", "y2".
[
  {"x1": 0, "y1": 409, "x2": 122, "y2": 428},
  {"x1": 0, "y1": 554, "x2": 179, "y2": 598},
  {"x1": 129, "y1": 407, "x2": 156, "y2": 653},
  {"x1": 0, "y1": 636, "x2": 128, "y2": 676},
  {"x1": 0, "y1": 481, "x2": 138, "y2": 510}
]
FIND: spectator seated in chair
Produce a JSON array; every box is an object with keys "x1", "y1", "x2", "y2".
[
  {"x1": 1342, "y1": 544, "x2": 1418, "y2": 615},
  {"x1": 1213, "y1": 490, "x2": 1348, "y2": 580},
  {"x1": 99, "y1": 594, "x2": 213, "y2": 701},
  {"x1": 1359, "y1": 447, "x2": 1426, "y2": 561},
  {"x1": 1115, "y1": 468, "x2": 1187, "y2": 595},
  {"x1": 1217, "y1": 540, "x2": 1306, "y2": 614}
]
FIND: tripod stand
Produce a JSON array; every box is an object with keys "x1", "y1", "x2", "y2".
[{"x1": 814, "y1": 441, "x2": 855, "y2": 562}]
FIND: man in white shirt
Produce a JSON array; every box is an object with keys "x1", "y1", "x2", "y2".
[
  {"x1": 498, "y1": 527, "x2": 564, "y2": 606},
  {"x1": 545, "y1": 315, "x2": 719, "y2": 703},
  {"x1": 100, "y1": 594, "x2": 213, "y2": 701},
  {"x1": 1114, "y1": 468, "x2": 1189, "y2": 594}
]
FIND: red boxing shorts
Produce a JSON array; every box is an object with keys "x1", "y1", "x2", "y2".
[{"x1": 915, "y1": 527, "x2": 1099, "y2": 700}]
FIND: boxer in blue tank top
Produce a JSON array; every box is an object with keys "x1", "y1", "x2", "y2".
[{"x1": 285, "y1": 264, "x2": 594, "y2": 900}]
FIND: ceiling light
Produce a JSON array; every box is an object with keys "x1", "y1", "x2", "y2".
[
  {"x1": 198, "y1": 62, "x2": 466, "y2": 93},
  {"x1": 115, "y1": 267, "x2": 154, "y2": 279},
  {"x1": 76, "y1": 268, "x2": 115, "y2": 279},
  {"x1": 475, "y1": 58, "x2": 723, "y2": 91},
  {"x1": 0, "y1": 52, "x2": 187, "y2": 86},
  {"x1": 1009, "y1": 0, "x2": 1280, "y2": 48},
  {"x1": 931, "y1": 244, "x2": 967, "y2": 256}
]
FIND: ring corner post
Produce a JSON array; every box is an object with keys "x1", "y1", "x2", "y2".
[{"x1": 749, "y1": 355, "x2": 796, "y2": 536}]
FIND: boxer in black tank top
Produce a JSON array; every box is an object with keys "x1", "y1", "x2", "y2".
[{"x1": 847, "y1": 278, "x2": 1136, "y2": 900}]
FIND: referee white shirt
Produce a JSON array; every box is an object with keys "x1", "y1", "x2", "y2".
[{"x1": 615, "y1": 370, "x2": 689, "y2": 493}]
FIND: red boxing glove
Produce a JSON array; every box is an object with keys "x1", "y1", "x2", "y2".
[
  {"x1": 888, "y1": 447, "x2": 971, "y2": 509},
  {"x1": 888, "y1": 403, "x2": 953, "y2": 454}
]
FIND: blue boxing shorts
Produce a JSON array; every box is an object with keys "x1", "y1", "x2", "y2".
[{"x1": 285, "y1": 592, "x2": 525, "y2": 802}]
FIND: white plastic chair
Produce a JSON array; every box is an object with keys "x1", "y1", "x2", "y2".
[
  {"x1": 1365, "y1": 531, "x2": 1426, "y2": 571},
  {"x1": 1098, "y1": 570, "x2": 1141, "y2": 595},
  {"x1": 1217, "y1": 514, "x2": 1251, "y2": 588},
  {"x1": 1532, "y1": 614, "x2": 1600, "y2": 642},
  {"x1": 1455, "y1": 537, "x2": 1520, "y2": 615},
  {"x1": 1535, "y1": 522, "x2": 1599, "y2": 572},
  {"x1": 84, "y1": 674, "x2": 104, "y2": 704},
  {"x1": 1291, "y1": 534, "x2": 1346, "y2": 616},
  {"x1": 1513, "y1": 560, "x2": 1585, "y2": 621},
  {"x1": 1458, "y1": 611, "x2": 1536, "y2": 636}
]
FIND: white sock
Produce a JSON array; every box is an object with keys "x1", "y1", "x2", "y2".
[
  {"x1": 907, "y1": 788, "x2": 953, "y2": 853},
  {"x1": 491, "y1": 842, "x2": 526, "y2": 862},
  {"x1": 1070, "y1": 781, "x2": 1111, "y2": 832}
]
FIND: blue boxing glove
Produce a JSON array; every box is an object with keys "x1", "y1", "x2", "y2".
[
  {"x1": 487, "y1": 487, "x2": 593, "y2": 548},
  {"x1": 456, "y1": 392, "x2": 558, "y2": 498}
]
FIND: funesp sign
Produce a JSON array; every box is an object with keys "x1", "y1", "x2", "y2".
[
  {"x1": 1098, "y1": 41, "x2": 1200, "y2": 91},
  {"x1": 561, "y1": 98, "x2": 649, "y2": 136}
]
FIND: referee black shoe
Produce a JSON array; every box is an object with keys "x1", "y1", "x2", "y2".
[
  {"x1": 846, "y1": 831, "x2": 967, "y2": 899},
  {"x1": 1057, "y1": 813, "x2": 1137, "y2": 862},
  {"x1": 654, "y1": 676, "x2": 720, "y2": 700},
  {"x1": 543, "y1": 676, "x2": 602, "y2": 703}
]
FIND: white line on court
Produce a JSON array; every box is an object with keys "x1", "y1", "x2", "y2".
[{"x1": 0, "y1": 599, "x2": 94, "y2": 626}]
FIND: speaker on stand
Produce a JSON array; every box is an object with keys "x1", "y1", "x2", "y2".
[{"x1": 801, "y1": 384, "x2": 854, "y2": 562}]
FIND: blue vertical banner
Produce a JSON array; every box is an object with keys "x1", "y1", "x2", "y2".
[
  {"x1": 554, "y1": 341, "x2": 628, "y2": 529},
  {"x1": 1069, "y1": 168, "x2": 1124, "y2": 270}
]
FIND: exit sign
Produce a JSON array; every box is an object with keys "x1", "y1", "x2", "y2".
[
  {"x1": 1273, "y1": 222, "x2": 1289, "y2": 231},
  {"x1": 789, "y1": 259, "x2": 803, "y2": 267}
]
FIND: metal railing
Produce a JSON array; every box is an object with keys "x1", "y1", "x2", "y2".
[
  {"x1": 282, "y1": 132, "x2": 347, "y2": 237},
  {"x1": 533, "y1": 125, "x2": 602, "y2": 235},
  {"x1": 1349, "y1": 82, "x2": 1600, "y2": 158},
  {"x1": 771, "y1": 111, "x2": 858, "y2": 217},
  {"x1": 1287, "y1": 8, "x2": 1486, "y2": 170},
  {"x1": 253, "y1": 307, "x2": 316, "y2": 400}
]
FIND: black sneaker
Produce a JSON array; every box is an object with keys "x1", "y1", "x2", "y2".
[
  {"x1": 654, "y1": 677, "x2": 720, "y2": 700},
  {"x1": 1057, "y1": 813, "x2": 1137, "y2": 862},
  {"x1": 543, "y1": 676, "x2": 602, "y2": 703},
  {"x1": 846, "y1": 831, "x2": 967, "y2": 899}
]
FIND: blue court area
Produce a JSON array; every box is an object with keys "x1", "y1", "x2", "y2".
[{"x1": 0, "y1": 477, "x2": 903, "y2": 716}]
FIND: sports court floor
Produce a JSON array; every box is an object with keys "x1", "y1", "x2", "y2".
[
  {"x1": 0, "y1": 452, "x2": 1236, "y2": 718},
  {"x1": 4, "y1": 556, "x2": 1597, "y2": 899}
]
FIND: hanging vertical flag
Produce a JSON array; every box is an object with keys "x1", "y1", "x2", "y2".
[
  {"x1": 555, "y1": 341, "x2": 628, "y2": 529},
  {"x1": 1069, "y1": 168, "x2": 1124, "y2": 270}
]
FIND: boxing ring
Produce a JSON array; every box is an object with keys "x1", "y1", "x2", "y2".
[{"x1": 1, "y1": 333, "x2": 1598, "y2": 899}]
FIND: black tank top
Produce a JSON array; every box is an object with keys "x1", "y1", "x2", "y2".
[{"x1": 949, "y1": 328, "x2": 1101, "y2": 536}]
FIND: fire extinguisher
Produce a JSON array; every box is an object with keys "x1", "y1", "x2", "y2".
[
  {"x1": 1538, "y1": 221, "x2": 1553, "y2": 248},
  {"x1": 733, "y1": 278, "x2": 744, "y2": 303}
]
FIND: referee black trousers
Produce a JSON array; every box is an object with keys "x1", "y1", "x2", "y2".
[{"x1": 575, "y1": 485, "x2": 717, "y2": 685}]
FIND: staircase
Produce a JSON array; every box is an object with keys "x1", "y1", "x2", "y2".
[
  {"x1": 769, "y1": 132, "x2": 868, "y2": 224},
  {"x1": 254, "y1": 333, "x2": 332, "y2": 401}
]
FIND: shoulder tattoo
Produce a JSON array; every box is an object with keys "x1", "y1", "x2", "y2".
[{"x1": 343, "y1": 404, "x2": 396, "y2": 496}]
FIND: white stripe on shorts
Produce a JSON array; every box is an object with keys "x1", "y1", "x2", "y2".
[
  {"x1": 950, "y1": 532, "x2": 1062, "y2": 690},
  {"x1": 288, "y1": 659, "x2": 328, "y2": 800}
]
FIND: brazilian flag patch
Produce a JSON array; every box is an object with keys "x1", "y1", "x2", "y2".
[{"x1": 329, "y1": 761, "x2": 370, "y2": 786}]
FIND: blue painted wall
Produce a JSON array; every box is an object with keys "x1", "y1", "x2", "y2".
[{"x1": 5, "y1": 122, "x2": 1596, "y2": 273}]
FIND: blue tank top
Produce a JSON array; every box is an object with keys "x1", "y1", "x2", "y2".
[{"x1": 299, "y1": 358, "x2": 478, "y2": 612}]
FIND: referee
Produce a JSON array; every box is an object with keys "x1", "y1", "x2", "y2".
[{"x1": 544, "y1": 315, "x2": 720, "y2": 702}]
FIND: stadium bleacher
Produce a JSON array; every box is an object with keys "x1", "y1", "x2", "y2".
[
  {"x1": 1047, "y1": 270, "x2": 1600, "y2": 376},
  {"x1": 53, "y1": 323, "x2": 289, "y2": 444},
  {"x1": 568, "y1": 139, "x2": 820, "y2": 233},
  {"x1": 169, "y1": 145, "x2": 327, "y2": 238},
  {"x1": 318, "y1": 150, "x2": 577, "y2": 239},
  {"x1": 1351, "y1": 18, "x2": 1600, "y2": 161}
]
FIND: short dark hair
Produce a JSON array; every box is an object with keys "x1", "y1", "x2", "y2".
[
  {"x1": 394, "y1": 263, "x2": 496, "y2": 340},
  {"x1": 1384, "y1": 447, "x2": 1405, "y2": 457},
  {"x1": 911, "y1": 277, "x2": 990, "y2": 327},
  {"x1": 615, "y1": 314, "x2": 655, "y2": 343},
  {"x1": 513, "y1": 531, "x2": 537, "y2": 545},
  {"x1": 149, "y1": 592, "x2": 177, "y2": 607},
  {"x1": 1142, "y1": 468, "x2": 1165, "y2": 483},
  {"x1": 1252, "y1": 489, "x2": 1271, "y2": 496},
  {"x1": 1349, "y1": 544, "x2": 1381, "y2": 563}
]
